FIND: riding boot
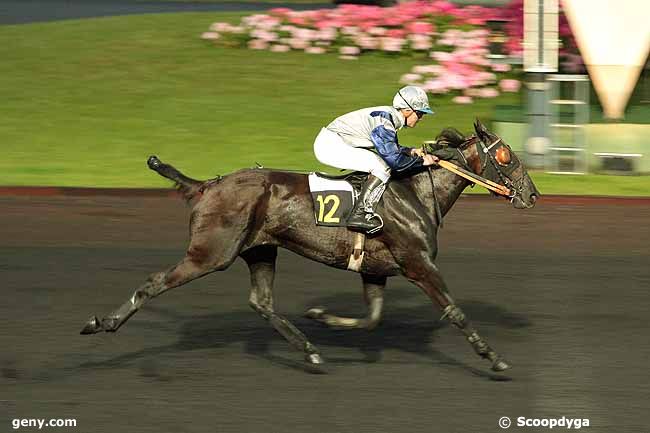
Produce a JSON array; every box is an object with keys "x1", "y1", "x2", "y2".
[{"x1": 346, "y1": 175, "x2": 387, "y2": 234}]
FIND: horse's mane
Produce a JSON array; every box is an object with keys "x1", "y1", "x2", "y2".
[{"x1": 435, "y1": 128, "x2": 474, "y2": 149}]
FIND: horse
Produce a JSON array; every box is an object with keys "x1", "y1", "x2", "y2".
[{"x1": 81, "y1": 119, "x2": 540, "y2": 372}]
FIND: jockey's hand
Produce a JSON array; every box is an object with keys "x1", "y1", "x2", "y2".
[
  {"x1": 422, "y1": 154, "x2": 440, "y2": 166},
  {"x1": 410, "y1": 147, "x2": 426, "y2": 157}
]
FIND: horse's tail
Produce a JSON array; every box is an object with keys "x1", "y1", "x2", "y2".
[{"x1": 147, "y1": 156, "x2": 206, "y2": 204}]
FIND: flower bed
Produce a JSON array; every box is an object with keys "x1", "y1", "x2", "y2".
[
  {"x1": 201, "y1": 0, "x2": 581, "y2": 103},
  {"x1": 202, "y1": 1, "x2": 500, "y2": 58}
]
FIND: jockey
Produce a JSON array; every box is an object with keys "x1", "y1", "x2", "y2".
[{"x1": 313, "y1": 85, "x2": 439, "y2": 234}]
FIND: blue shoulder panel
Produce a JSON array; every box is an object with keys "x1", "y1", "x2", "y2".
[
  {"x1": 370, "y1": 111, "x2": 396, "y2": 129},
  {"x1": 370, "y1": 126, "x2": 423, "y2": 173}
]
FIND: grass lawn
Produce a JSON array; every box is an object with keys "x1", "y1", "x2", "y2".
[{"x1": 1, "y1": 12, "x2": 648, "y2": 195}]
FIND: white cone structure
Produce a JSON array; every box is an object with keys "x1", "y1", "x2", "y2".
[{"x1": 562, "y1": 0, "x2": 650, "y2": 119}]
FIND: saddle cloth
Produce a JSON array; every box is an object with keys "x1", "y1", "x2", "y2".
[{"x1": 308, "y1": 172, "x2": 367, "y2": 227}]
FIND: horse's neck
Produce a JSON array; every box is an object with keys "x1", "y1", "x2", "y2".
[
  {"x1": 409, "y1": 144, "x2": 481, "y2": 217},
  {"x1": 407, "y1": 168, "x2": 469, "y2": 218}
]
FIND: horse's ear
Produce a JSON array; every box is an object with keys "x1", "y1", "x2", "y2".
[{"x1": 474, "y1": 118, "x2": 489, "y2": 141}]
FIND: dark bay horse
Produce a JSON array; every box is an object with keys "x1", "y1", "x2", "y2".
[{"x1": 81, "y1": 120, "x2": 540, "y2": 372}]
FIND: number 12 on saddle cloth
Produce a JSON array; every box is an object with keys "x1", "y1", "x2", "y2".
[{"x1": 307, "y1": 173, "x2": 356, "y2": 227}]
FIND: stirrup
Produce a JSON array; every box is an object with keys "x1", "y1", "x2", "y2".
[{"x1": 365, "y1": 213, "x2": 384, "y2": 234}]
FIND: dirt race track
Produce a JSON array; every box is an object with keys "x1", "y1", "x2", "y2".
[{"x1": 1, "y1": 191, "x2": 649, "y2": 433}]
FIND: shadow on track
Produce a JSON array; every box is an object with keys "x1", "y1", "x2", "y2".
[{"x1": 76, "y1": 288, "x2": 530, "y2": 380}]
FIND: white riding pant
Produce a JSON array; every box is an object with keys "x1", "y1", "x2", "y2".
[{"x1": 313, "y1": 128, "x2": 391, "y2": 183}]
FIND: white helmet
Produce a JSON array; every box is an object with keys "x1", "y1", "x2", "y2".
[{"x1": 392, "y1": 85, "x2": 434, "y2": 114}]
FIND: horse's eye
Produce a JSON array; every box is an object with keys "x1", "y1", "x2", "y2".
[{"x1": 495, "y1": 147, "x2": 511, "y2": 165}]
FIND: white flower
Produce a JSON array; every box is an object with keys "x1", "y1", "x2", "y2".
[
  {"x1": 201, "y1": 32, "x2": 220, "y2": 40},
  {"x1": 339, "y1": 46, "x2": 361, "y2": 56}
]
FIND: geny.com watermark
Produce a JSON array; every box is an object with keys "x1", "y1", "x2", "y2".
[
  {"x1": 499, "y1": 416, "x2": 590, "y2": 429},
  {"x1": 12, "y1": 418, "x2": 77, "y2": 430}
]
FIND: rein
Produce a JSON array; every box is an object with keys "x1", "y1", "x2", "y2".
[{"x1": 438, "y1": 160, "x2": 511, "y2": 197}]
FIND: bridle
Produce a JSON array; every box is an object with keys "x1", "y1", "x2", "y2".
[{"x1": 475, "y1": 134, "x2": 526, "y2": 200}]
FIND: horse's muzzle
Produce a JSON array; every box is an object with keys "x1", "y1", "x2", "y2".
[{"x1": 512, "y1": 193, "x2": 537, "y2": 209}]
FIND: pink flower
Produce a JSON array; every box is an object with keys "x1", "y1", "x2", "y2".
[
  {"x1": 491, "y1": 63, "x2": 512, "y2": 72},
  {"x1": 288, "y1": 17, "x2": 307, "y2": 26},
  {"x1": 431, "y1": 51, "x2": 453, "y2": 62},
  {"x1": 210, "y1": 22, "x2": 231, "y2": 32},
  {"x1": 380, "y1": 37, "x2": 405, "y2": 52},
  {"x1": 294, "y1": 28, "x2": 317, "y2": 41},
  {"x1": 406, "y1": 21, "x2": 435, "y2": 35},
  {"x1": 386, "y1": 29, "x2": 406, "y2": 39},
  {"x1": 409, "y1": 34, "x2": 432, "y2": 51},
  {"x1": 289, "y1": 38, "x2": 309, "y2": 50},
  {"x1": 438, "y1": 37, "x2": 456, "y2": 46},
  {"x1": 251, "y1": 16, "x2": 280, "y2": 31},
  {"x1": 242, "y1": 14, "x2": 269, "y2": 26},
  {"x1": 478, "y1": 87, "x2": 499, "y2": 98},
  {"x1": 423, "y1": 79, "x2": 448, "y2": 94},
  {"x1": 433, "y1": 1, "x2": 458, "y2": 14},
  {"x1": 452, "y1": 95, "x2": 473, "y2": 104},
  {"x1": 476, "y1": 71, "x2": 497, "y2": 83},
  {"x1": 341, "y1": 26, "x2": 360, "y2": 35},
  {"x1": 248, "y1": 39, "x2": 268, "y2": 50},
  {"x1": 446, "y1": 62, "x2": 476, "y2": 77},
  {"x1": 400, "y1": 73, "x2": 422, "y2": 84},
  {"x1": 368, "y1": 26, "x2": 387, "y2": 36},
  {"x1": 251, "y1": 30, "x2": 278, "y2": 42},
  {"x1": 413, "y1": 65, "x2": 443, "y2": 75},
  {"x1": 499, "y1": 79, "x2": 521, "y2": 92},
  {"x1": 444, "y1": 74, "x2": 471, "y2": 90},
  {"x1": 339, "y1": 46, "x2": 361, "y2": 56},
  {"x1": 318, "y1": 27, "x2": 338, "y2": 41},
  {"x1": 355, "y1": 35, "x2": 378, "y2": 50},
  {"x1": 305, "y1": 46, "x2": 326, "y2": 54},
  {"x1": 268, "y1": 8, "x2": 292, "y2": 17},
  {"x1": 270, "y1": 44, "x2": 290, "y2": 53}
]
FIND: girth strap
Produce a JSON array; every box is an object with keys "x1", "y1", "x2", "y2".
[{"x1": 347, "y1": 232, "x2": 366, "y2": 272}]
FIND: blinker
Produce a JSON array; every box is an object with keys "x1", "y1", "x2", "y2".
[{"x1": 495, "y1": 147, "x2": 511, "y2": 166}]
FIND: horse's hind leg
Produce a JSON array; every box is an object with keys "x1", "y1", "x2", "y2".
[
  {"x1": 304, "y1": 274, "x2": 385, "y2": 330},
  {"x1": 242, "y1": 246, "x2": 323, "y2": 365},
  {"x1": 81, "y1": 215, "x2": 246, "y2": 334},
  {"x1": 80, "y1": 255, "x2": 215, "y2": 334}
]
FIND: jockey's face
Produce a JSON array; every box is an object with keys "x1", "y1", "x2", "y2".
[{"x1": 403, "y1": 109, "x2": 424, "y2": 128}]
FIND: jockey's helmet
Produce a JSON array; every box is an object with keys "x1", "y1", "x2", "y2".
[{"x1": 393, "y1": 85, "x2": 434, "y2": 114}]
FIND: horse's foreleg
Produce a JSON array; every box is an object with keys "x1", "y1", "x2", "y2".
[
  {"x1": 242, "y1": 246, "x2": 323, "y2": 365},
  {"x1": 405, "y1": 259, "x2": 510, "y2": 372},
  {"x1": 304, "y1": 274, "x2": 385, "y2": 330}
]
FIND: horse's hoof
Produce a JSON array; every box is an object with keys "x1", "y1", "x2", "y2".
[
  {"x1": 491, "y1": 358, "x2": 511, "y2": 372},
  {"x1": 147, "y1": 155, "x2": 161, "y2": 170},
  {"x1": 80, "y1": 316, "x2": 102, "y2": 335},
  {"x1": 304, "y1": 307, "x2": 325, "y2": 320},
  {"x1": 305, "y1": 353, "x2": 324, "y2": 365}
]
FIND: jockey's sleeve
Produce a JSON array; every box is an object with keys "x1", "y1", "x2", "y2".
[{"x1": 370, "y1": 125, "x2": 424, "y2": 173}]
